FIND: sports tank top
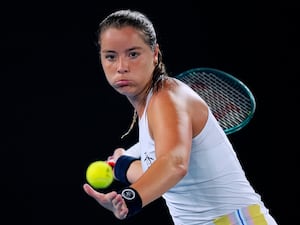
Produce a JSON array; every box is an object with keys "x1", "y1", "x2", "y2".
[{"x1": 138, "y1": 90, "x2": 268, "y2": 225}]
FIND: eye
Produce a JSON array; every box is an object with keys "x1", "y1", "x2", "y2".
[
  {"x1": 104, "y1": 54, "x2": 116, "y2": 61},
  {"x1": 129, "y1": 51, "x2": 140, "y2": 59}
]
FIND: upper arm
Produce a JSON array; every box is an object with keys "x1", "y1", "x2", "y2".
[{"x1": 147, "y1": 89, "x2": 193, "y2": 166}]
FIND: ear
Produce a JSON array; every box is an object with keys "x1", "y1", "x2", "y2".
[{"x1": 153, "y1": 44, "x2": 159, "y2": 64}]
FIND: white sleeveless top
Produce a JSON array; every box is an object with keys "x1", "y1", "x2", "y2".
[{"x1": 128, "y1": 90, "x2": 271, "y2": 225}]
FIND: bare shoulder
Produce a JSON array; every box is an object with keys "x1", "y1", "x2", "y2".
[
  {"x1": 149, "y1": 78, "x2": 180, "y2": 107},
  {"x1": 149, "y1": 77, "x2": 209, "y2": 137},
  {"x1": 150, "y1": 77, "x2": 207, "y2": 108}
]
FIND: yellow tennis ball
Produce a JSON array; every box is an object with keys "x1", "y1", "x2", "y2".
[{"x1": 86, "y1": 161, "x2": 114, "y2": 189}]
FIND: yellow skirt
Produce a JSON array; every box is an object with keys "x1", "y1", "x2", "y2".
[{"x1": 213, "y1": 204, "x2": 268, "y2": 225}]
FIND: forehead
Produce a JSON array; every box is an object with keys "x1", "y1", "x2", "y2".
[{"x1": 100, "y1": 26, "x2": 146, "y2": 48}]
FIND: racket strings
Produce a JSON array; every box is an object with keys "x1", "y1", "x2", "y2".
[{"x1": 179, "y1": 71, "x2": 253, "y2": 131}]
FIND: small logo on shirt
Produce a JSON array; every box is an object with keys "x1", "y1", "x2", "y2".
[{"x1": 144, "y1": 152, "x2": 154, "y2": 167}]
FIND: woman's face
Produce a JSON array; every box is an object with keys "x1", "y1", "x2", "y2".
[{"x1": 99, "y1": 26, "x2": 158, "y2": 98}]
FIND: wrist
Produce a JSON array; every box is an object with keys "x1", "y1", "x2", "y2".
[
  {"x1": 114, "y1": 155, "x2": 139, "y2": 185},
  {"x1": 118, "y1": 187, "x2": 142, "y2": 218}
]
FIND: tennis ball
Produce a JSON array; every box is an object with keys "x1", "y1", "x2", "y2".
[{"x1": 86, "y1": 161, "x2": 114, "y2": 189}]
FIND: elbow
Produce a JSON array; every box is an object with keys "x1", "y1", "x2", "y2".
[
  {"x1": 168, "y1": 156, "x2": 188, "y2": 179},
  {"x1": 176, "y1": 163, "x2": 188, "y2": 178}
]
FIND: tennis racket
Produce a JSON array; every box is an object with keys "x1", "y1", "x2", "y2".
[{"x1": 176, "y1": 67, "x2": 256, "y2": 135}]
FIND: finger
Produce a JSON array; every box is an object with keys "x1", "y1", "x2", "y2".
[
  {"x1": 114, "y1": 202, "x2": 128, "y2": 219},
  {"x1": 118, "y1": 209, "x2": 128, "y2": 220},
  {"x1": 83, "y1": 183, "x2": 107, "y2": 200},
  {"x1": 111, "y1": 194, "x2": 128, "y2": 219},
  {"x1": 83, "y1": 183, "x2": 97, "y2": 196}
]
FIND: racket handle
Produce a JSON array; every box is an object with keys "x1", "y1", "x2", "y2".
[{"x1": 107, "y1": 160, "x2": 115, "y2": 167}]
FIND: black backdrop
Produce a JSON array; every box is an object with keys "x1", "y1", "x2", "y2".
[{"x1": 2, "y1": 2, "x2": 298, "y2": 224}]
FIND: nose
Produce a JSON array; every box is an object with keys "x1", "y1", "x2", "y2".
[{"x1": 117, "y1": 57, "x2": 129, "y2": 73}]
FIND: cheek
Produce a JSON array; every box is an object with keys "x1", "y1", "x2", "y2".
[
  {"x1": 103, "y1": 70, "x2": 113, "y2": 83},
  {"x1": 101, "y1": 61, "x2": 114, "y2": 75},
  {"x1": 100, "y1": 65, "x2": 113, "y2": 84}
]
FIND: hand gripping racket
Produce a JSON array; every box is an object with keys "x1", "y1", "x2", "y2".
[{"x1": 176, "y1": 67, "x2": 256, "y2": 135}]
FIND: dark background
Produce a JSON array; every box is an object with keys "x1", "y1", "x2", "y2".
[{"x1": 2, "y1": 2, "x2": 298, "y2": 224}]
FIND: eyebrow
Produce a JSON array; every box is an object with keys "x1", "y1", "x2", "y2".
[
  {"x1": 127, "y1": 46, "x2": 143, "y2": 51},
  {"x1": 101, "y1": 46, "x2": 143, "y2": 54}
]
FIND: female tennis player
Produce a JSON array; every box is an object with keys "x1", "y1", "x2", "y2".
[{"x1": 83, "y1": 9, "x2": 278, "y2": 225}]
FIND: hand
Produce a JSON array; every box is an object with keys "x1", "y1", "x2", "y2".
[
  {"x1": 107, "y1": 148, "x2": 126, "y2": 165},
  {"x1": 83, "y1": 183, "x2": 128, "y2": 219}
]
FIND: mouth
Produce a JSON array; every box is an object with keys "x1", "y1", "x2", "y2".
[{"x1": 114, "y1": 79, "x2": 131, "y2": 88}]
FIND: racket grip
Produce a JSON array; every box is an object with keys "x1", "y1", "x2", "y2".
[{"x1": 107, "y1": 160, "x2": 115, "y2": 167}]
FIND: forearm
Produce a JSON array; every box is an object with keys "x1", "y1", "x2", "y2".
[
  {"x1": 130, "y1": 154, "x2": 187, "y2": 207},
  {"x1": 114, "y1": 155, "x2": 143, "y2": 185},
  {"x1": 114, "y1": 152, "x2": 187, "y2": 219},
  {"x1": 126, "y1": 160, "x2": 143, "y2": 184},
  {"x1": 123, "y1": 142, "x2": 143, "y2": 183}
]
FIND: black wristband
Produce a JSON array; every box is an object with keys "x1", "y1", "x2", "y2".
[
  {"x1": 118, "y1": 187, "x2": 142, "y2": 218},
  {"x1": 114, "y1": 155, "x2": 139, "y2": 185}
]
